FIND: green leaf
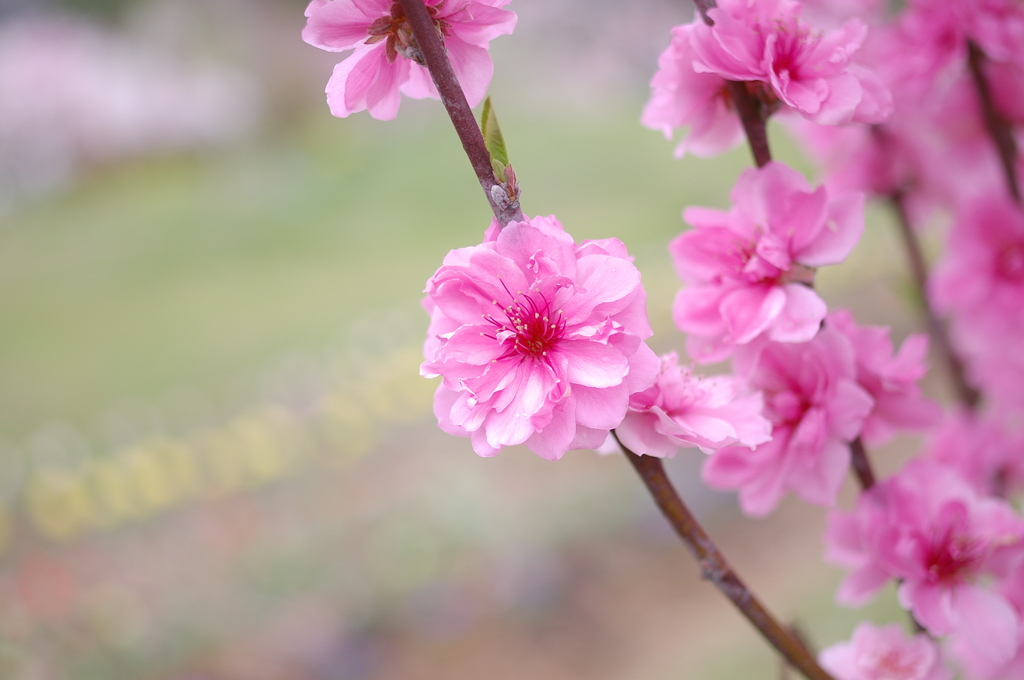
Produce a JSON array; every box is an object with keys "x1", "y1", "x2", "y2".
[{"x1": 480, "y1": 97, "x2": 509, "y2": 171}]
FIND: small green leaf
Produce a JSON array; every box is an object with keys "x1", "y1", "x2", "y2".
[
  {"x1": 480, "y1": 97, "x2": 509, "y2": 170},
  {"x1": 491, "y1": 159, "x2": 506, "y2": 184}
]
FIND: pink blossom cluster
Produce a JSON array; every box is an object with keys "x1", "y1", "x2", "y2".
[
  {"x1": 670, "y1": 162, "x2": 864, "y2": 363},
  {"x1": 639, "y1": 0, "x2": 1024, "y2": 673},
  {"x1": 302, "y1": 0, "x2": 516, "y2": 119},
  {"x1": 305, "y1": 1, "x2": 1024, "y2": 678},
  {"x1": 642, "y1": 0, "x2": 892, "y2": 157},
  {"x1": 614, "y1": 351, "x2": 771, "y2": 458},
  {"x1": 826, "y1": 459, "x2": 1024, "y2": 666},
  {"x1": 788, "y1": 0, "x2": 1024, "y2": 218},
  {"x1": 930, "y1": 193, "x2": 1024, "y2": 413}
]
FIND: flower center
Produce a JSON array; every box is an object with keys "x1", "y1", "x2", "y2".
[
  {"x1": 996, "y1": 241, "x2": 1024, "y2": 282},
  {"x1": 485, "y1": 287, "x2": 566, "y2": 360},
  {"x1": 766, "y1": 390, "x2": 808, "y2": 427},
  {"x1": 864, "y1": 648, "x2": 922, "y2": 680},
  {"x1": 366, "y1": 1, "x2": 451, "y2": 65},
  {"x1": 926, "y1": 532, "x2": 982, "y2": 583}
]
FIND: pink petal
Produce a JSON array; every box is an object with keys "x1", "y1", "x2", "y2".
[
  {"x1": 559, "y1": 340, "x2": 629, "y2": 388},
  {"x1": 795, "y1": 190, "x2": 864, "y2": 267},
  {"x1": 952, "y1": 585, "x2": 1020, "y2": 666},
  {"x1": 720, "y1": 284, "x2": 788, "y2": 345},
  {"x1": 768, "y1": 283, "x2": 828, "y2": 343}
]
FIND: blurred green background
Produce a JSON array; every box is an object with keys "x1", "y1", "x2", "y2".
[{"x1": 0, "y1": 1, "x2": 928, "y2": 678}]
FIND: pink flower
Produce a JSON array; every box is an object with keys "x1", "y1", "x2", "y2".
[
  {"x1": 932, "y1": 193, "x2": 1024, "y2": 325},
  {"x1": 701, "y1": 330, "x2": 874, "y2": 516},
  {"x1": 641, "y1": 23, "x2": 744, "y2": 159},
  {"x1": 302, "y1": 0, "x2": 516, "y2": 120},
  {"x1": 951, "y1": 567, "x2": 1024, "y2": 679},
  {"x1": 421, "y1": 215, "x2": 658, "y2": 460},
  {"x1": 825, "y1": 309, "x2": 941, "y2": 447},
  {"x1": 671, "y1": 162, "x2": 864, "y2": 363},
  {"x1": 930, "y1": 193, "x2": 1024, "y2": 410},
  {"x1": 689, "y1": 0, "x2": 892, "y2": 125},
  {"x1": 826, "y1": 459, "x2": 1024, "y2": 665},
  {"x1": 613, "y1": 352, "x2": 771, "y2": 458},
  {"x1": 927, "y1": 411, "x2": 1024, "y2": 500},
  {"x1": 820, "y1": 622, "x2": 952, "y2": 680}
]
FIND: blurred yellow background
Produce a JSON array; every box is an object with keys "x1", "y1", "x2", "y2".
[{"x1": 0, "y1": 1, "x2": 928, "y2": 678}]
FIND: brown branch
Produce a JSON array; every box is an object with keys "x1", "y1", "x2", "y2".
[
  {"x1": 396, "y1": 0, "x2": 524, "y2": 226},
  {"x1": 849, "y1": 437, "x2": 876, "y2": 490},
  {"x1": 967, "y1": 41, "x2": 1021, "y2": 204},
  {"x1": 727, "y1": 81, "x2": 774, "y2": 168},
  {"x1": 692, "y1": 0, "x2": 716, "y2": 24},
  {"x1": 616, "y1": 435, "x2": 836, "y2": 680},
  {"x1": 889, "y1": 193, "x2": 980, "y2": 409}
]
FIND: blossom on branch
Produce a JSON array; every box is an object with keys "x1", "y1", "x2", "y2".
[
  {"x1": 421, "y1": 215, "x2": 658, "y2": 460},
  {"x1": 302, "y1": 0, "x2": 516, "y2": 120},
  {"x1": 826, "y1": 459, "x2": 1024, "y2": 666},
  {"x1": 688, "y1": 0, "x2": 892, "y2": 126},
  {"x1": 825, "y1": 309, "x2": 941, "y2": 447},
  {"x1": 819, "y1": 622, "x2": 951, "y2": 680},
  {"x1": 702, "y1": 329, "x2": 874, "y2": 516},
  {"x1": 641, "y1": 23, "x2": 744, "y2": 159},
  {"x1": 815, "y1": 622, "x2": 950, "y2": 680},
  {"x1": 930, "y1": 193, "x2": 1024, "y2": 412},
  {"x1": 614, "y1": 351, "x2": 771, "y2": 458},
  {"x1": 671, "y1": 162, "x2": 864, "y2": 363}
]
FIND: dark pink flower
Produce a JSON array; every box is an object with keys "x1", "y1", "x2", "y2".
[
  {"x1": 702, "y1": 330, "x2": 874, "y2": 516},
  {"x1": 641, "y1": 23, "x2": 744, "y2": 159},
  {"x1": 421, "y1": 215, "x2": 658, "y2": 460},
  {"x1": 819, "y1": 622, "x2": 952, "y2": 680},
  {"x1": 671, "y1": 162, "x2": 864, "y2": 363},
  {"x1": 825, "y1": 309, "x2": 941, "y2": 447},
  {"x1": 689, "y1": 0, "x2": 892, "y2": 125},
  {"x1": 302, "y1": 0, "x2": 516, "y2": 119},
  {"x1": 614, "y1": 352, "x2": 771, "y2": 458},
  {"x1": 826, "y1": 459, "x2": 1024, "y2": 665}
]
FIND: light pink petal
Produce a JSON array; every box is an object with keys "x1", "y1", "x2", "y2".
[
  {"x1": 573, "y1": 384, "x2": 629, "y2": 430},
  {"x1": 365, "y1": 54, "x2": 408, "y2": 120},
  {"x1": 952, "y1": 585, "x2": 1020, "y2": 666},
  {"x1": 400, "y1": 63, "x2": 438, "y2": 100},
  {"x1": 525, "y1": 401, "x2": 577, "y2": 460},
  {"x1": 616, "y1": 411, "x2": 679, "y2": 458},
  {"x1": 324, "y1": 45, "x2": 381, "y2": 117},
  {"x1": 446, "y1": 3, "x2": 517, "y2": 45},
  {"x1": 768, "y1": 284, "x2": 828, "y2": 343},
  {"x1": 302, "y1": 0, "x2": 383, "y2": 51},
  {"x1": 445, "y1": 37, "x2": 493, "y2": 107},
  {"x1": 721, "y1": 284, "x2": 788, "y2": 345},
  {"x1": 796, "y1": 191, "x2": 865, "y2": 267},
  {"x1": 559, "y1": 340, "x2": 629, "y2": 388},
  {"x1": 827, "y1": 380, "x2": 874, "y2": 442},
  {"x1": 805, "y1": 73, "x2": 862, "y2": 126},
  {"x1": 789, "y1": 438, "x2": 849, "y2": 507}
]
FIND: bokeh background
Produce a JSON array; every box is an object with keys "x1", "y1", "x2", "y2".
[{"x1": 0, "y1": 0, "x2": 939, "y2": 678}]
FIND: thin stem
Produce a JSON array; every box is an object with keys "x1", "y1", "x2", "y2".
[
  {"x1": 690, "y1": 1, "x2": 773, "y2": 167},
  {"x1": 396, "y1": 0, "x2": 524, "y2": 226},
  {"x1": 889, "y1": 193, "x2": 980, "y2": 409},
  {"x1": 967, "y1": 41, "x2": 1021, "y2": 204},
  {"x1": 616, "y1": 434, "x2": 836, "y2": 680},
  {"x1": 726, "y1": 81, "x2": 774, "y2": 168},
  {"x1": 692, "y1": 0, "x2": 716, "y2": 24},
  {"x1": 849, "y1": 437, "x2": 875, "y2": 490}
]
